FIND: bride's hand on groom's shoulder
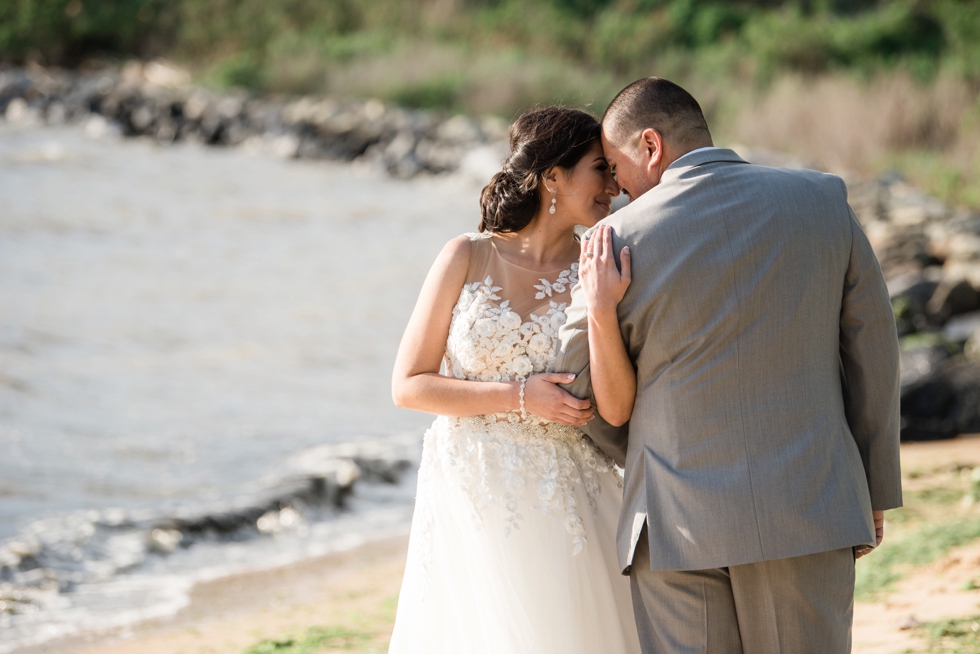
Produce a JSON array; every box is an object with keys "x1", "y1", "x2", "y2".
[
  {"x1": 580, "y1": 224, "x2": 631, "y2": 315},
  {"x1": 523, "y1": 373, "x2": 595, "y2": 426}
]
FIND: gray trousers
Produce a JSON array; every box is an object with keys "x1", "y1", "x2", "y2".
[{"x1": 630, "y1": 528, "x2": 855, "y2": 654}]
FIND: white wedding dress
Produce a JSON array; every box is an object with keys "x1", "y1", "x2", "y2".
[{"x1": 388, "y1": 233, "x2": 640, "y2": 654}]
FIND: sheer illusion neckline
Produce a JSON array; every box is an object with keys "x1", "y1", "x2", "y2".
[{"x1": 486, "y1": 235, "x2": 578, "y2": 275}]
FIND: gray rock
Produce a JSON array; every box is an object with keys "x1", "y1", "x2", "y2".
[
  {"x1": 437, "y1": 114, "x2": 483, "y2": 144},
  {"x1": 944, "y1": 311, "x2": 980, "y2": 342},
  {"x1": 416, "y1": 138, "x2": 463, "y2": 173},
  {"x1": 901, "y1": 359, "x2": 980, "y2": 441},
  {"x1": 182, "y1": 91, "x2": 211, "y2": 122},
  {"x1": 130, "y1": 104, "x2": 156, "y2": 132},
  {"x1": 927, "y1": 279, "x2": 980, "y2": 323},
  {"x1": 900, "y1": 344, "x2": 951, "y2": 390},
  {"x1": 892, "y1": 280, "x2": 940, "y2": 335}
]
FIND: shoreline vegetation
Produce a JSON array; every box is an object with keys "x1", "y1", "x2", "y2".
[{"x1": 1, "y1": 0, "x2": 979, "y2": 209}]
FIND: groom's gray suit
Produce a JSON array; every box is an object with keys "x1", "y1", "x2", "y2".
[{"x1": 554, "y1": 148, "x2": 902, "y2": 652}]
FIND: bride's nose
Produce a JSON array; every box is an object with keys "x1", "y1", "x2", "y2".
[{"x1": 605, "y1": 171, "x2": 620, "y2": 196}]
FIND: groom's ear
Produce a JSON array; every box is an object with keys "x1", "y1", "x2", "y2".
[{"x1": 639, "y1": 128, "x2": 664, "y2": 169}]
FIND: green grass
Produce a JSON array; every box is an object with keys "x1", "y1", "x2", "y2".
[
  {"x1": 242, "y1": 595, "x2": 399, "y2": 654},
  {"x1": 243, "y1": 625, "x2": 374, "y2": 654},
  {"x1": 856, "y1": 516, "x2": 980, "y2": 601},
  {"x1": 881, "y1": 148, "x2": 980, "y2": 216},
  {"x1": 912, "y1": 616, "x2": 980, "y2": 653},
  {"x1": 856, "y1": 468, "x2": 980, "y2": 601}
]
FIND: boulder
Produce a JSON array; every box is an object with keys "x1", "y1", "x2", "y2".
[
  {"x1": 891, "y1": 279, "x2": 940, "y2": 335},
  {"x1": 926, "y1": 279, "x2": 980, "y2": 323},
  {"x1": 900, "y1": 344, "x2": 952, "y2": 391},
  {"x1": 944, "y1": 311, "x2": 980, "y2": 343},
  {"x1": 900, "y1": 359, "x2": 980, "y2": 441}
]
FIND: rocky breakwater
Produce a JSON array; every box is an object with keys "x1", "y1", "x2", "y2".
[
  {"x1": 847, "y1": 174, "x2": 980, "y2": 441},
  {"x1": 0, "y1": 61, "x2": 508, "y2": 178}
]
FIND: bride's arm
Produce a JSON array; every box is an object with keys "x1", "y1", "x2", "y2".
[
  {"x1": 392, "y1": 236, "x2": 595, "y2": 425},
  {"x1": 579, "y1": 225, "x2": 635, "y2": 427}
]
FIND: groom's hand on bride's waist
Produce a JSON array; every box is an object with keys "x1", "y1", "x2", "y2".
[{"x1": 523, "y1": 373, "x2": 595, "y2": 426}]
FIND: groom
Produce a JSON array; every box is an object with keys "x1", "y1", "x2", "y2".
[{"x1": 555, "y1": 77, "x2": 902, "y2": 653}]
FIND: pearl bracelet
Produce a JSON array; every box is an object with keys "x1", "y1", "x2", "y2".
[{"x1": 518, "y1": 377, "x2": 528, "y2": 420}]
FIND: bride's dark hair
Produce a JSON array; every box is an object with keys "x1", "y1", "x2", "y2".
[{"x1": 479, "y1": 106, "x2": 601, "y2": 233}]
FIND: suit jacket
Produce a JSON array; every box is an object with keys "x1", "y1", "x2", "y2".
[{"x1": 553, "y1": 148, "x2": 902, "y2": 573}]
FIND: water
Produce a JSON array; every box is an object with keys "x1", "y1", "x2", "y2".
[{"x1": 0, "y1": 122, "x2": 490, "y2": 649}]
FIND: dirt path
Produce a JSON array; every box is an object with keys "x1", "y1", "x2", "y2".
[
  {"x1": 854, "y1": 433, "x2": 980, "y2": 653},
  {"x1": 855, "y1": 539, "x2": 980, "y2": 653}
]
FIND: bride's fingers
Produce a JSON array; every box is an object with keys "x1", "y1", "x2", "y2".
[
  {"x1": 620, "y1": 245, "x2": 631, "y2": 283},
  {"x1": 560, "y1": 393, "x2": 592, "y2": 410},
  {"x1": 561, "y1": 402, "x2": 595, "y2": 419},
  {"x1": 539, "y1": 372, "x2": 577, "y2": 385},
  {"x1": 554, "y1": 411, "x2": 591, "y2": 425}
]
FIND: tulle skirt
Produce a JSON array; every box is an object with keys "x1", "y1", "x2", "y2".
[{"x1": 388, "y1": 415, "x2": 640, "y2": 654}]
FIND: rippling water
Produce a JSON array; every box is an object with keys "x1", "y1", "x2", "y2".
[{"x1": 0, "y1": 122, "x2": 489, "y2": 649}]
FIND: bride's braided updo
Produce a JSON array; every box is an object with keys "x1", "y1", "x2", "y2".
[{"x1": 479, "y1": 107, "x2": 600, "y2": 233}]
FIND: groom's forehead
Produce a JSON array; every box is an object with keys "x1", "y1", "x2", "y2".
[
  {"x1": 600, "y1": 123, "x2": 634, "y2": 154},
  {"x1": 599, "y1": 134, "x2": 629, "y2": 167},
  {"x1": 599, "y1": 130, "x2": 619, "y2": 158}
]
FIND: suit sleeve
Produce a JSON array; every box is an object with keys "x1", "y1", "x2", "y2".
[
  {"x1": 839, "y1": 206, "x2": 903, "y2": 511},
  {"x1": 553, "y1": 258, "x2": 630, "y2": 467}
]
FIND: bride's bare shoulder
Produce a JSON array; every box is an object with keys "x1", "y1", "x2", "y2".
[
  {"x1": 424, "y1": 234, "x2": 476, "y2": 289},
  {"x1": 441, "y1": 234, "x2": 474, "y2": 265}
]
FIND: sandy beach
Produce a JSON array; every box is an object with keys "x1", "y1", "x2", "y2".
[
  {"x1": 9, "y1": 435, "x2": 977, "y2": 654},
  {"x1": 16, "y1": 535, "x2": 409, "y2": 654}
]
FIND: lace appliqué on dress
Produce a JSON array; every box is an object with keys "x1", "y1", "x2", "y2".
[
  {"x1": 437, "y1": 265, "x2": 619, "y2": 536},
  {"x1": 431, "y1": 416, "x2": 619, "y2": 554},
  {"x1": 534, "y1": 264, "x2": 578, "y2": 300},
  {"x1": 445, "y1": 275, "x2": 572, "y2": 408}
]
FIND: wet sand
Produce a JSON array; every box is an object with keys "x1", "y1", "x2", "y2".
[{"x1": 15, "y1": 535, "x2": 409, "y2": 654}]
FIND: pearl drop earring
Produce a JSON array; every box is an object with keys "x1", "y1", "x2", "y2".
[{"x1": 549, "y1": 189, "x2": 556, "y2": 215}]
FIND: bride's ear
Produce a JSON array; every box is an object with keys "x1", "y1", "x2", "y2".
[{"x1": 542, "y1": 168, "x2": 560, "y2": 194}]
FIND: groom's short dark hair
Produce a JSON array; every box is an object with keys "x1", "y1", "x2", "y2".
[{"x1": 603, "y1": 77, "x2": 712, "y2": 148}]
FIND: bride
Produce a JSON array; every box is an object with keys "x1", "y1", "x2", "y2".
[{"x1": 388, "y1": 106, "x2": 640, "y2": 653}]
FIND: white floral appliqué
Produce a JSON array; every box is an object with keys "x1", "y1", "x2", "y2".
[
  {"x1": 410, "y1": 252, "x2": 623, "y2": 601},
  {"x1": 533, "y1": 264, "x2": 579, "y2": 300},
  {"x1": 446, "y1": 274, "x2": 572, "y2": 399}
]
